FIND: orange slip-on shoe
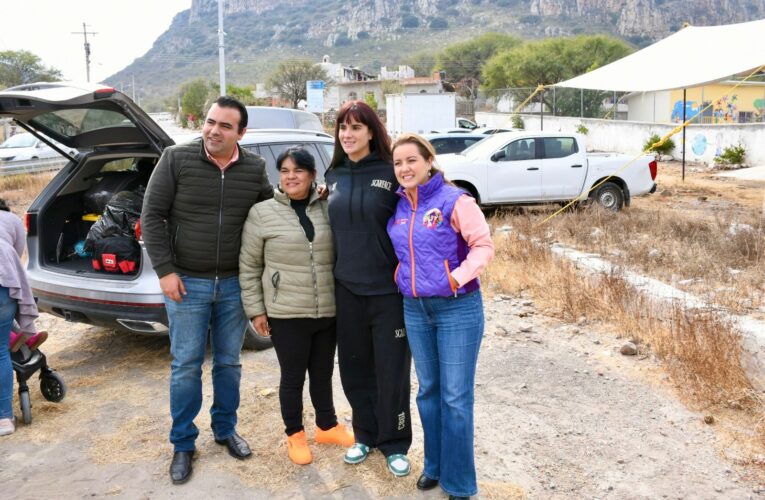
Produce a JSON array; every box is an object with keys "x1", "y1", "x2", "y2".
[
  {"x1": 287, "y1": 430, "x2": 312, "y2": 465},
  {"x1": 315, "y1": 423, "x2": 355, "y2": 447}
]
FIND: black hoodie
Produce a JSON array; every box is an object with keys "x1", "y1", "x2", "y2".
[{"x1": 326, "y1": 153, "x2": 399, "y2": 295}]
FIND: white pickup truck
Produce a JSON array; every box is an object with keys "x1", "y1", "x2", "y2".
[{"x1": 437, "y1": 132, "x2": 657, "y2": 211}]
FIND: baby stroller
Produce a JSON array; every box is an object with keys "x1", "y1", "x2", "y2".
[{"x1": 10, "y1": 323, "x2": 67, "y2": 424}]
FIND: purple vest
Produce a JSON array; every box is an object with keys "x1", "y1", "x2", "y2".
[{"x1": 387, "y1": 173, "x2": 480, "y2": 298}]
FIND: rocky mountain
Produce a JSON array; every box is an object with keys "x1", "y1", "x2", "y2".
[{"x1": 106, "y1": 0, "x2": 765, "y2": 109}]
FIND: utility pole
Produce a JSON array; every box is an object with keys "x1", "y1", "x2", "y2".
[
  {"x1": 132, "y1": 74, "x2": 136, "y2": 102},
  {"x1": 72, "y1": 23, "x2": 97, "y2": 82},
  {"x1": 217, "y1": 0, "x2": 226, "y2": 96}
]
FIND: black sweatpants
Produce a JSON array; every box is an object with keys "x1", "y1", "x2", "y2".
[
  {"x1": 335, "y1": 281, "x2": 412, "y2": 456},
  {"x1": 269, "y1": 317, "x2": 338, "y2": 436}
]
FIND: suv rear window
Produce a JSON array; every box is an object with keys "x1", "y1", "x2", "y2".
[
  {"x1": 30, "y1": 109, "x2": 135, "y2": 139},
  {"x1": 241, "y1": 141, "x2": 330, "y2": 182}
]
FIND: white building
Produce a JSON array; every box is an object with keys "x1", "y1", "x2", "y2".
[{"x1": 380, "y1": 65, "x2": 415, "y2": 80}]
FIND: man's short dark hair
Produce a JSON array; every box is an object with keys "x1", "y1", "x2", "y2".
[{"x1": 213, "y1": 96, "x2": 248, "y2": 133}]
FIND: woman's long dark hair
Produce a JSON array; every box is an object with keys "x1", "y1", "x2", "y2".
[{"x1": 329, "y1": 100, "x2": 392, "y2": 169}]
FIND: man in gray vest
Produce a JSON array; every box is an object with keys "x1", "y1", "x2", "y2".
[{"x1": 142, "y1": 96, "x2": 273, "y2": 484}]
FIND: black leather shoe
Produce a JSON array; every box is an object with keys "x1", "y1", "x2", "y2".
[
  {"x1": 416, "y1": 474, "x2": 439, "y2": 490},
  {"x1": 215, "y1": 432, "x2": 252, "y2": 460},
  {"x1": 169, "y1": 451, "x2": 193, "y2": 485}
]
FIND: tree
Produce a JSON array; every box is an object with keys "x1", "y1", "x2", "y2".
[
  {"x1": 266, "y1": 59, "x2": 331, "y2": 109},
  {"x1": 364, "y1": 92, "x2": 378, "y2": 111},
  {"x1": 180, "y1": 79, "x2": 213, "y2": 128},
  {"x1": 482, "y1": 35, "x2": 633, "y2": 117},
  {"x1": 404, "y1": 51, "x2": 437, "y2": 77},
  {"x1": 210, "y1": 83, "x2": 258, "y2": 105},
  {"x1": 0, "y1": 50, "x2": 62, "y2": 88},
  {"x1": 435, "y1": 33, "x2": 521, "y2": 99},
  {"x1": 381, "y1": 80, "x2": 404, "y2": 96}
]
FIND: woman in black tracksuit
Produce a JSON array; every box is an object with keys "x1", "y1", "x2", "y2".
[{"x1": 325, "y1": 101, "x2": 412, "y2": 477}]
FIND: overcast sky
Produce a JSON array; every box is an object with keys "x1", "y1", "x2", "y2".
[{"x1": 1, "y1": 0, "x2": 191, "y2": 83}]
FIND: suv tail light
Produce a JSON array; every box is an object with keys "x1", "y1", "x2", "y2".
[
  {"x1": 648, "y1": 160, "x2": 658, "y2": 181},
  {"x1": 134, "y1": 218, "x2": 142, "y2": 241},
  {"x1": 94, "y1": 87, "x2": 117, "y2": 99},
  {"x1": 25, "y1": 212, "x2": 37, "y2": 236}
]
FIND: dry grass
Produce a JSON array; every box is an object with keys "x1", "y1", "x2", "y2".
[
  {"x1": 484, "y1": 214, "x2": 760, "y2": 415},
  {"x1": 484, "y1": 203, "x2": 765, "y2": 471},
  {"x1": 505, "y1": 170, "x2": 765, "y2": 315},
  {"x1": 0, "y1": 170, "x2": 56, "y2": 215}
]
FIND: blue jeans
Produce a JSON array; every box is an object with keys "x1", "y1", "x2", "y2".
[
  {"x1": 403, "y1": 291, "x2": 484, "y2": 498},
  {"x1": 164, "y1": 275, "x2": 246, "y2": 452},
  {"x1": 0, "y1": 287, "x2": 16, "y2": 420}
]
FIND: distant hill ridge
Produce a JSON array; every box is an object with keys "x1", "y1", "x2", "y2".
[{"x1": 106, "y1": 0, "x2": 765, "y2": 109}]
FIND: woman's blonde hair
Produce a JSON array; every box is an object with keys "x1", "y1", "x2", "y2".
[{"x1": 391, "y1": 133, "x2": 454, "y2": 184}]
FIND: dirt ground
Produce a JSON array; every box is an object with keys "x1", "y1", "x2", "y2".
[
  {"x1": 2, "y1": 161, "x2": 765, "y2": 499},
  {"x1": 1, "y1": 290, "x2": 763, "y2": 499}
]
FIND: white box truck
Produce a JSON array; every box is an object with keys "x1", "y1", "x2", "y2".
[{"x1": 385, "y1": 93, "x2": 456, "y2": 138}]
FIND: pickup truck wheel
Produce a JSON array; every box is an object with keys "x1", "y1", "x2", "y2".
[
  {"x1": 454, "y1": 183, "x2": 480, "y2": 204},
  {"x1": 242, "y1": 321, "x2": 273, "y2": 351},
  {"x1": 592, "y1": 182, "x2": 624, "y2": 211}
]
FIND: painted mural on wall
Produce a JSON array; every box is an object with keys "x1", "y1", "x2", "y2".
[
  {"x1": 671, "y1": 94, "x2": 750, "y2": 123},
  {"x1": 712, "y1": 95, "x2": 738, "y2": 123},
  {"x1": 671, "y1": 100, "x2": 701, "y2": 122},
  {"x1": 691, "y1": 134, "x2": 707, "y2": 156},
  {"x1": 689, "y1": 132, "x2": 727, "y2": 160}
]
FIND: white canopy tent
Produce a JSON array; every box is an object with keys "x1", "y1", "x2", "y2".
[
  {"x1": 552, "y1": 18, "x2": 765, "y2": 178},
  {"x1": 554, "y1": 18, "x2": 765, "y2": 92}
]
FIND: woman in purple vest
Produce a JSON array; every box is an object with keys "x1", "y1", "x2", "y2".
[{"x1": 387, "y1": 133, "x2": 494, "y2": 500}]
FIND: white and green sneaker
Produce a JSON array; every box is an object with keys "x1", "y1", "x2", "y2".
[
  {"x1": 344, "y1": 443, "x2": 371, "y2": 464},
  {"x1": 386, "y1": 454, "x2": 411, "y2": 477}
]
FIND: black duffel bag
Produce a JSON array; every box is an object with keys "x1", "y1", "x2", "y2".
[{"x1": 91, "y1": 236, "x2": 141, "y2": 274}]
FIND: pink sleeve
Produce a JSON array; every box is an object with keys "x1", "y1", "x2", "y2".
[{"x1": 449, "y1": 195, "x2": 494, "y2": 286}]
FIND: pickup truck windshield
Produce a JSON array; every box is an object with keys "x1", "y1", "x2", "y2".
[{"x1": 459, "y1": 133, "x2": 516, "y2": 157}]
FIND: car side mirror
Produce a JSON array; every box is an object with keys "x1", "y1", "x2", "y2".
[{"x1": 491, "y1": 150, "x2": 506, "y2": 162}]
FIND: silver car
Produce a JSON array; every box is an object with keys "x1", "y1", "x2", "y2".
[
  {"x1": 0, "y1": 82, "x2": 334, "y2": 350},
  {"x1": 0, "y1": 132, "x2": 77, "y2": 163}
]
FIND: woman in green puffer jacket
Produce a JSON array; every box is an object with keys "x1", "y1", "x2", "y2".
[{"x1": 239, "y1": 147, "x2": 353, "y2": 466}]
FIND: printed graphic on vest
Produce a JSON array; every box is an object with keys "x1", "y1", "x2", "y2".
[
  {"x1": 371, "y1": 179, "x2": 393, "y2": 191},
  {"x1": 422, "y1": 208, "x2": 444, "y2": 229},
  {"x1": 392, "y1": 218, "x2": 408, "y2": 226}
]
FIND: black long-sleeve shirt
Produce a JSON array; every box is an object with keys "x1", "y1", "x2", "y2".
[{"x1": 325, "y1": 153, "x2": 399, "y2": 295}]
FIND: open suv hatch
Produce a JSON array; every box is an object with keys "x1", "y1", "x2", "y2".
[{"x1": 0, "y1": 82, "x2": 332, "y2": 350}]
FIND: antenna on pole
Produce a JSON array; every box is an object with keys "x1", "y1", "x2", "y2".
[
  {"x1": 218, "y1": 0, "x2": 226, "y2": 96},
  {"x1": 72, "y1": 22, "x2": 98, "y2": 82}
]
